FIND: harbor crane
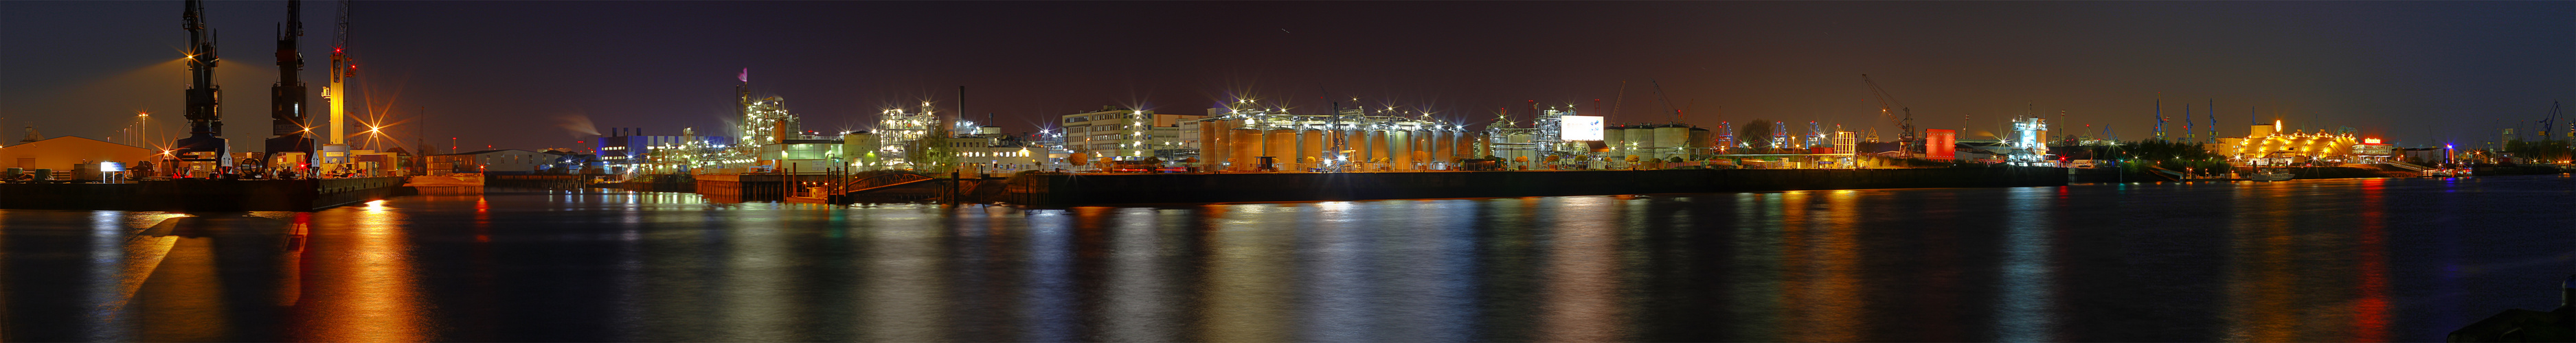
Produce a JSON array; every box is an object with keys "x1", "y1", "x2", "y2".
[
  {"x1": 2540, "y1": 101, "x2": 2562, "y2": 141},
  {"x1": 1863, "y1": 74, "x2": 1916, "y2": 157},
  {"x1": 318, "y1": 0, "x2": 354, "y2": 169}
]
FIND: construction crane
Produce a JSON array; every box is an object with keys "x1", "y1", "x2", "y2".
[
  {"x1": 1863, "y1": 74, "x2": 1916, "y2": 157},
  {"x1": 2540, "y1": 101, "x2": 2562, "y2": 141}
]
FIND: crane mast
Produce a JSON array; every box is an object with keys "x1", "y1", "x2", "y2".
[
  {"x1": 174, "y1": 0, "x2": 231, "y2": 169},
  {"x1": 1864, "y1": 74, "x2": 1915, "y2": 158},
  {"x1": 2542, "y1": 102, "x2": 2562, "y2": 141},
  {"x1": 267, "y1": 0, "x2": 313, "y2": 166},
  {"x1": 319, "y1": 0, "x2": 353, "y2": 167}
]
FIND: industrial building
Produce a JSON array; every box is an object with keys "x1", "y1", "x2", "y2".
[
  {"x1": 1, "y1": 135, "x2": 157, "y2": 180},
  {"x1": 1062, "y1": 106, "x2": 1204, "y2": 158},
  {"x1": 2211, "y1": 119, "x2": 2369, "y2": 165},
  {"x1": 869, "y1": 104, "x2": 935, "y2": 169},
  {"x1": 1195, "y1": 103, "x2": 1472, "y2": 172},
  {"x1": 2004, "y1": 116, "x2": 2053, "y2": 166},
  {"x1": 697, "y1": 76, "x2": 852, "y2": 174},
  {"x1": 595, "y1": 128, "x2": 734, "y2": 175},
  {"x1": 1601, "y1": 122, "x2": 1714, "y2": 162}
]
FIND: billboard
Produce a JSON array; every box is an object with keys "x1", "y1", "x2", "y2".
[
  {"x1": 1924, "y1": 129, "x2": 1958, "y2": 161},
  {"x1": 1561, "y1": 116, "x2": 1604, "y2": 141},
  {"x1": 2353, "y1": 143, "x2": 2395, "y2": 156}
]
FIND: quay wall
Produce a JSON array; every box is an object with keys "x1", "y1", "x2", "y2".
[
  {"x1": 1015, "y1": 167, "x2": 2064, "y2": 206},
  {"x1": 695, "y1": 174, "x2": 784, "y2": 202},
  {"x1": 487, "y1": 175, "x2": 587, "y2": 189},
  {"x1": 0, "y1": 176, "x2": 404, "y2": 211}
]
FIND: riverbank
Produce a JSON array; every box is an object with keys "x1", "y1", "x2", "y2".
[{"x1": 1006, "y1": 166, "x2": 2064, "y2": 206}]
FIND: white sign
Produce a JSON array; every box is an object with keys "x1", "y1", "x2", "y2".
[{"x1": 1561, "y1": 115, "x2": 1605, "y2": 141}]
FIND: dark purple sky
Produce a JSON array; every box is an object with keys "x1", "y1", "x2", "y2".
[{"x1": 6, "y1": 1, "x2": 2571, "y2": 152}]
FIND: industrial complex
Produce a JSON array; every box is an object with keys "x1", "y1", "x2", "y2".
[{"x1": 3, "y1": 1, "x2": 2569, "y2": 209}]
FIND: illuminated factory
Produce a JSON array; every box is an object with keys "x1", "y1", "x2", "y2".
[
  {"x1": 1601, "y1": 122, "x2": 1713, "y2": 161},
  {"x1": 1483, "y1": 108, "x2": 1590, "y2": 168},
  {"x1": 1063, "y1": 106, "x2": 1204, "y2": 158},
  {"x1": 1192, "y1": 100, "x2": 1473, "y2": 172},
  {"x1": 2211, "y1": 119, "x2": 2381, "y2": 165}
]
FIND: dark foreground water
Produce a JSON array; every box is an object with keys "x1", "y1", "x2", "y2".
[{"x1": 4, "y1": 175, "x2": 2573, "y2": 342}]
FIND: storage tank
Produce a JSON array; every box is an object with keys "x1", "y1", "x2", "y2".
[
  {"x1": 1602, "y1": 124, "x2": 1627, "y2": 148},
  {"x1": 1625, "y1": 126, "x2": 1657, "y2": 149},
  {"x1": 1654, "y1": 124, "x2": 1688, "y2": 150}
]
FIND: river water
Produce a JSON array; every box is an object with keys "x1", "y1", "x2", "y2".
[{"x1": 3, "y1": 175, "x2": 2571, "y2": 342}]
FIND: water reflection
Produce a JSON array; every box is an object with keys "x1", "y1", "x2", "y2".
[
  {"x1": 2226, "y1": 180, "x2": 2305, "y2": 342},
  {"x1": 1, "y1": 177, "x2": 2569, "y2": 342},
  {"x1": 1096, "y1": 207, "x2": 1180, "y2": 342},
  {"x1": 1539, "y1": 196, "x2": 1625, "y2": 342},
  {"x1": 297, "y1": 200, "x2": 425, "y2": 342},
  {"x1": 95, "y1": 211, "x2": 157, "y2": 342},
  {"x1": 2351, "y1": 178, "x2": 2393, "y2": 342},
  {"x1": 856, "y1": 206, "x2": 950, "y2": 342},
  {"x1": 1197, "y1": 204, "x2": 1291, "y2": 342},
  {"x1": 1994, "y1": 187, "x2": 2058, "y2": 342}
]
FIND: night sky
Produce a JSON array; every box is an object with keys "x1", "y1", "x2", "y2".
[{"x1": 5, "y1": 1, "x2": 2571, "y2": 152}]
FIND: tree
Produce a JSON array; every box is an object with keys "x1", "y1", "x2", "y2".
[
  {"x1": 907, "y1": 123, "x2": 960, "y2": 173},
  {"x1": 1737, "y1": 119, "x2": 1775, "y2": 152}
]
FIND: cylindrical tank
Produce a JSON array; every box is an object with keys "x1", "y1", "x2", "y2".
[
  {"x1": 1198, "y1": 121, "x2": 1225, "y2": 171},
  {"x1": 1265, "y1": 129, "x2": 1296, "y2": 172},
  {"x1": 1228, "y1": 128, "x2": 1260, "y2": 172},
  {"x1": 1689, "y1": 128, "x2": 1713, "y2": 148},
  {"x1": 1373, "y1": 130, "x2": 1394, "y2": 167},
  {"x1": 1430, "y1": 130, "x2": 1453, "y2": 169},
  {"x1": 1389, "y1": 130, "x2": 1413, "y2": 170},
  {"x1": 1299, "y1": 130, "x2": 1324, "y2": 171},
  {"x1": 1655, "y1": 125, "x2": 1688, "y2": 158},
  {"x1": 1627, "y1": 127, "x2": 1657, "y2": 149},
  {"x1": 1603, "y1": 125, "x2": 1627, "y2": 150},
  {"x1": 1458, "y1": 130, "x2": 1476, "y2": 159},
  {"x1": 1348, "y1": 130, "x2": 1370, "y2": 165}
]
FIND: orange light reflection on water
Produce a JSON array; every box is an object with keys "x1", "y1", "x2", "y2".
[
  {"x1": 299, "y1": 201, "x2": 425, "y2": 342},
  {"x1": 2224, "y1": 181, "x2": 2299, "y2": 342},
  {"x1": 1538, "y1": 196, "x2": 1624, "y2": 342},
  {"x1": 1794, "y1": 190, "x2": 1866, "y2": 342}
]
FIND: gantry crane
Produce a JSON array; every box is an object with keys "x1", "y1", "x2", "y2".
[{"x1": 1864, "y1": 74, "x2": 1916, "y2": 157}]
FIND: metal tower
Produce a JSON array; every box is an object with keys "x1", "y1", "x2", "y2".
[
  {"x1": 319, "y1": 0, "x2": 354, "y2": 166},
  {"x1": 266, "y1": 0, "x2": 313, "y2": 161},
  {"x1": 173, "y1": 0, "x2": 231, "y2": 168}
]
